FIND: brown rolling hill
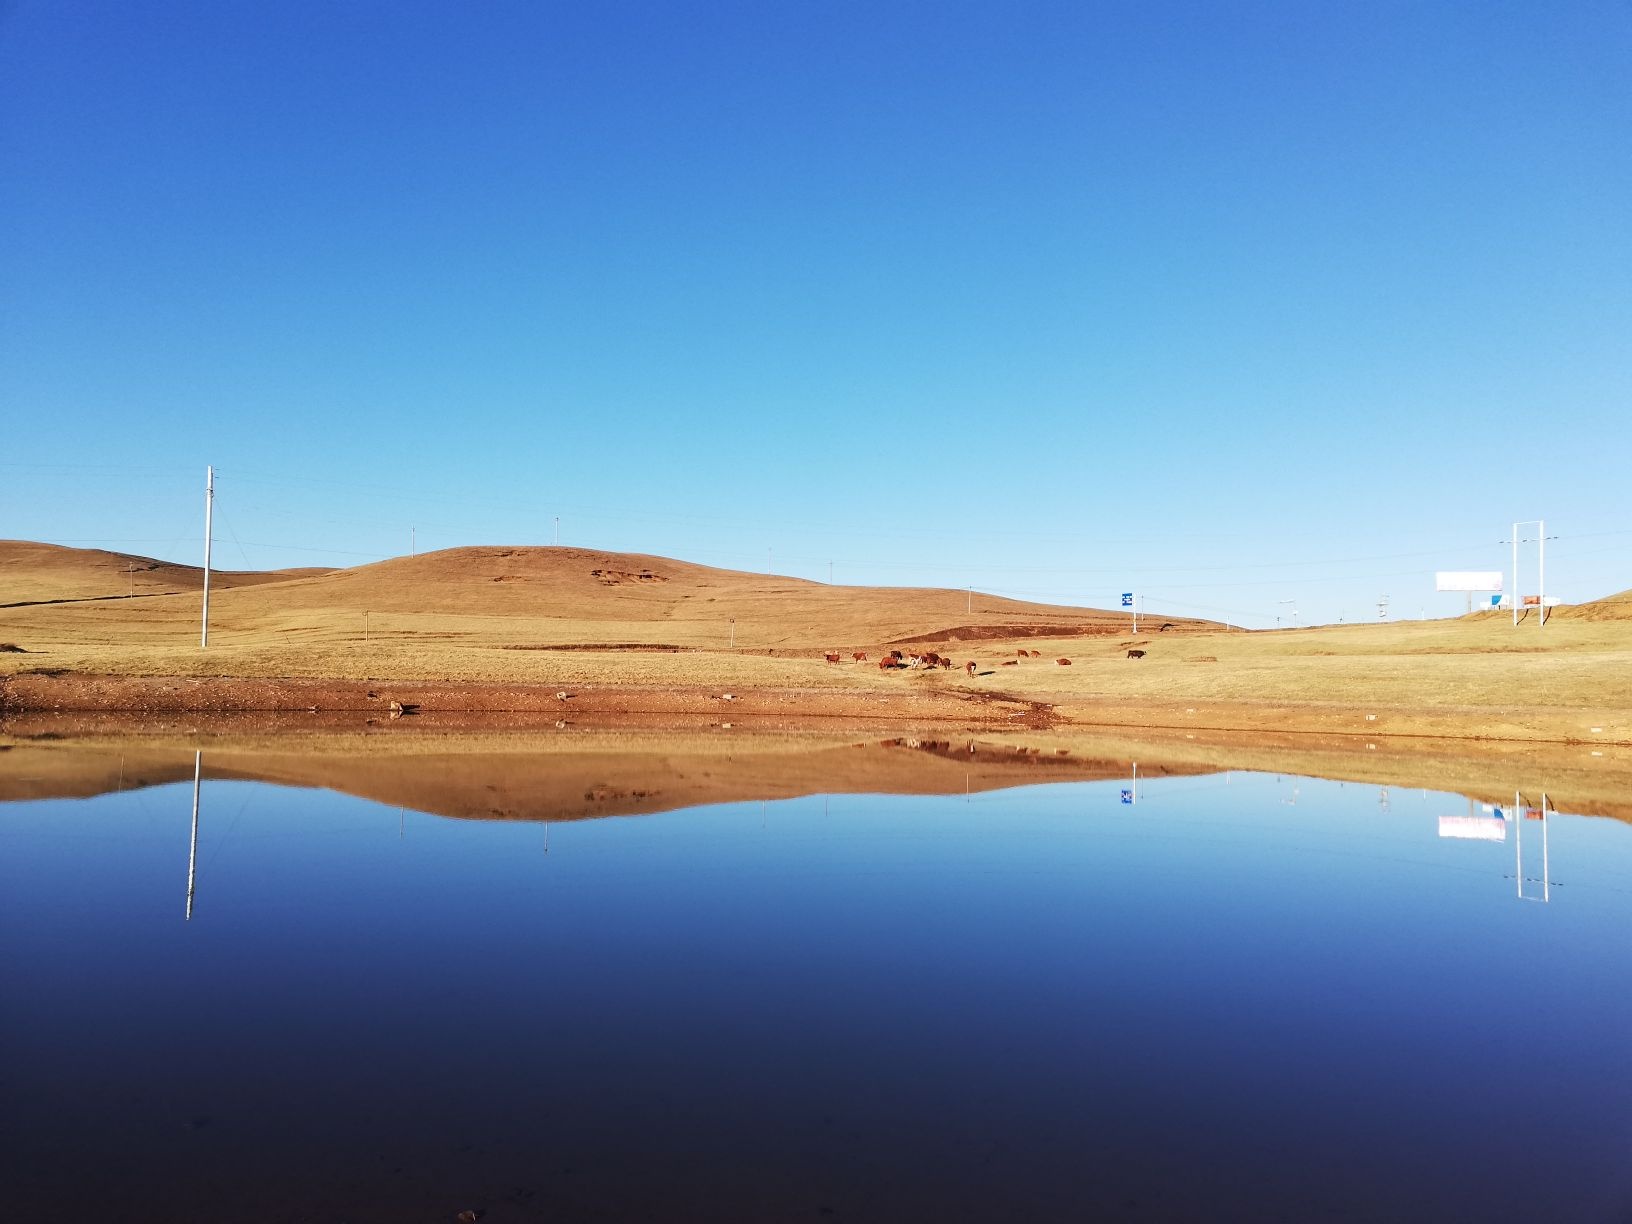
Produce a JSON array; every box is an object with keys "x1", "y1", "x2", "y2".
[
  {"x1": 0, "y1": 540, "x2": 1214, "y2": 653},
  {"x1": 2, "y1": 541, "x2": 1629, "y2": 751},
  {"x1": 0, "y1": 540, "x2": 330, "y2": 607}
]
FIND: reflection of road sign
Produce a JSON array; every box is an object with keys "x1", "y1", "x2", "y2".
[
  {"x1": 1121, "y1": 593, "x2": 1133, "y2": 607},
  {"x1": 1120, "y1": 788, "x2": 1133, "y2": 804}
]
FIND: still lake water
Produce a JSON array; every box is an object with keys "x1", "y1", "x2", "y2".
[{"x1": 2, "y1": 760, "x2": 1630, "y2": 1223}]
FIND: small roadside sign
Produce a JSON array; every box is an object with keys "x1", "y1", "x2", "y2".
[{"x1": 1121, "y1": 593, "x2": 1133, "y2": 607}]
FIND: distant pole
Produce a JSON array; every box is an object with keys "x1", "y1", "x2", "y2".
[
  {"x1": 829, "y1": 560, "x2": 833, "y2": 584},
  {"x1": 200, "y1": 465, "x2": 214, "y2": 648},
  {"x1": 1132, "y1": 594, "x2": 1139, "y2": 635},
  {"x1": 186, "y1": 749, "x2": 201, "y2": 921},
  {"x1": 1538, "y1": 518, "x2": 1545, "y2": 629},
  {"x1": 767, "y1": 547, "x2": 772, "y2": 575},
  {"x1": 554, "y1": 516, "x2": 560, "y2": 546},
  {"x1": 411, "y1": 526, "x2": 416, "y2": 557},
  {"x1": 967, "y1": 586, "x2": 971, "y2": 614},
  {"x1": 729, "y1": 618, "x2": 736, "y2": 648}
]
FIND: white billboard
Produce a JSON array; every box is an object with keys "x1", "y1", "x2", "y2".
[{"x1": 1436, "y1": 571, "x2": 1504, "y2": 592}]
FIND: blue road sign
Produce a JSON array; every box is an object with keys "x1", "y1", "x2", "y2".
[
  {"x1": 1120, "y1": 789, "x2": 1134, "y2": 804},
  {"x1": 1121, "y1": 593, "x2": 1134, "y2": 607}
]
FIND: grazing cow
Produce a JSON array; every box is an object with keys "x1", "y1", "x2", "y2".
[
  {"x1": 965, "y1": 660, "x2": 977, "y2": 676},
  {"x1": 1056, "y1": 658, "x2": 1072, "y2": 666},
  {"x1": 923, "y1": 651, "x2": 942, "y2": 667},
  {"x1": 825, "y1": 652, "x2": 841, "y2": 664},
  {"x1": 889, "y1": 650, "x2": 905, "y2": 661},
  {"x1": 853, "y1": 651, "x2": 868, "y2": 662},
  {"x1": 1017, "y1": 649, "x2": 1027, "y2": 658},
  {"x1": 1127, "y1": 649, "x2": 1146, "y2": 659},
  {"x1": 940, "y1": 657, "x2": 953, "y2": 669}
]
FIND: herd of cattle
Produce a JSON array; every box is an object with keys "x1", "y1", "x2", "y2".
[{"x1": 824, "y1": 646, "x2": 1148, "y2": 670}]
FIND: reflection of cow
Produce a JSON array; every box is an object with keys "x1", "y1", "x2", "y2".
[
  {"x1": 825, "y1": 652, "x2": 841, "y2": 664},
  {"x1": 853, "y1": 652, "x2": 867, "y2": 662},
  {"x1": 1056, "y1": 658, "x2": 1072, "y2": 666},
  {"x1": 965, "y1": 661, "x2": 977, "y2": 675},
  {"x1": 1127, "y1": 649, "x2": 1146, "y2": 659}
]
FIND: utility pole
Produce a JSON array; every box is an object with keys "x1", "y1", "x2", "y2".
[
  {"x1": 411, "y1": 525, "x2": 416, "y2": 557},
  {"x1": 767, "y1": 547, "x2": 771, "y2": 575},
  {"x1": 200, "y1": 465, "x2": 214, "y2": 648},
  {"x1": 967, "y1": 586, "x2": 971, "y2": 614},
  {"x1": 829, "y1": 560, "x2": 833, "y2": 584},
  {"x1": 554, "y1": 516, "x2": 560, "y2": 546},
  {"x1": 729, "y1": 618, "x2": 736, "y2": 648}
]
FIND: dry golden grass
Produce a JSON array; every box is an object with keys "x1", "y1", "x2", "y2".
[{"x1": 3, "y1": 541, "x2": 1629, "y2": 742}]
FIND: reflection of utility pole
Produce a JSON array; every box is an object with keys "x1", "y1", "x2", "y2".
[{"x1": 186, "y1": 750, "x2": 201, "y2": 921}]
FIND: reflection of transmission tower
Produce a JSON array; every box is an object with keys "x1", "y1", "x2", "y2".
[{"x1": 1511, "y1": 791, "x2": 1553, "y2": 902}]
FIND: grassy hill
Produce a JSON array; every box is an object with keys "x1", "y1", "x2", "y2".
[
  {"x1": 0, "y1": 540, "x2": 330, "y2": 606},
  {"x1": 2, "y1": 540, "x2": 1629, "y2": 746},
  {"x1": 0, "y1": 541, "x2": 1211, "y2": 659}
]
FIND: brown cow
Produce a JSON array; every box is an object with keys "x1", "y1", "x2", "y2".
[
  {"x1": 1017, "y1": 649, "x2": 1027, "y2": 658},
  {"x1": 940, "y1": 657, "x2": 953, "y2": 669},
  {"x1": 1056, "y1": 658, "x2": 1072, "y2": 666},
  {"x1": 1127, "y1": 649, "x2": 1146, "y2": 659},
  {"x1": 825, "y1": 652, "x2": 841, "y2": 664},
  {"x1": 1001, "y1": 660, "x2": 1018, "y2": 666},
  {"x1": 965, "y1": 660, "x2": 977, "y2": 675},
  {"x1": 853, "y1": 652, "x2": 868, "y2": 662}
]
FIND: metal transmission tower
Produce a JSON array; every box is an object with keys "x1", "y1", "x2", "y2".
[{"x1": 1508, "y1": 520, "x2": 1555, "y2": 628}]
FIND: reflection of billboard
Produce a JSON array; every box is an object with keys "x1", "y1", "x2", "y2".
[
  {"x1": 1439, "y1": 815, "x2": 1507, "y2": 842},
  {"x1": 1436, "y1": 571, "x2": 1504, "y2": 592}
]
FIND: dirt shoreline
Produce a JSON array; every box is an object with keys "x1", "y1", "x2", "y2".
[{"x1": 3, "y1": 671, "x2": 1628, "y2": 749}]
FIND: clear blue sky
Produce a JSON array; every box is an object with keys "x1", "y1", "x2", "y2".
[{"x1": 3, "y1": 1, "x2": 1628, "y2": 625}]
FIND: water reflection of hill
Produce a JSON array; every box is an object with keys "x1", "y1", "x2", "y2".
[
  {"x1": 0, "y1": 734, "x2": 1204, "y2": 823},
  {"x1": 2, "y1": 723, "x2": 1628, "y2": 825}
]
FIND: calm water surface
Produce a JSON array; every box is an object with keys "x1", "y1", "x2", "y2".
[{"x1": 2, "y1": 761, "x2": 1629, "y2": 1222}]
